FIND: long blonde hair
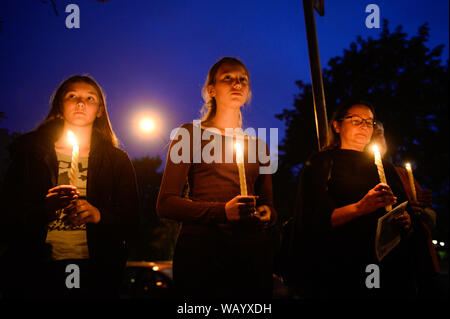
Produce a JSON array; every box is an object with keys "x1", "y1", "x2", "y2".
[{"x1": 200, "y1": 57, "x2": 252, "y2": 127}]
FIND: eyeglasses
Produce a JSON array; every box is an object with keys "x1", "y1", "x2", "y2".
[{"x1": 341, "y1": 115, "x2": 376, "y2": 128}]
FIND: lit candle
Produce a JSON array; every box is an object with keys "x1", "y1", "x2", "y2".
[
  {"x1": 235, "y1": 142, "x2": 247, "y2": 196},
  {"x1": 67, "y1": 131, "x2": 79, "y2": 186},
  {"x1": 405, "y1": 163, "x2": 417, "y2": 201},
  {"x1": 372, "y1": 145, "x2": 392, "y2": 211}
]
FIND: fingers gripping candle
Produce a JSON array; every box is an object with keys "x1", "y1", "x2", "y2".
[
  {"x1": 372, "y1": 145, "x2": 392, "y2": 211},
  {"x1": 67, "y1": 131, "x2": 79, "y2": 186},
  {"x1": 405, "y1": 163, "x2": 417, "y2": 201},
  {"x1": 235, "y1": 142, "x2": 248, "y2": 196}
]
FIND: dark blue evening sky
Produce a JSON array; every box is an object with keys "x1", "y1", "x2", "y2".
[{"x1": 1, "y1": 0, "x2": 448, "y2": 161}]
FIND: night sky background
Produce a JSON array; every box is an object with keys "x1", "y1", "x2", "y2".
[{"x1": 1, "y1": 0, "x2": 448, "y2": 162}]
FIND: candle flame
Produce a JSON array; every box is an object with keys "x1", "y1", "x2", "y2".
[
  {"x1": 235, "y1": 142, "x2": 244, "y2": 164},
  {"x1": 67, "y1": 131, "x2": 78, "y2": 147},
  {"x1": 235, "y1": 142, "x2": 243, "y2": 153},
  {"x1": 372, "y1": 144, "x2": 379, "y2": 153},
  {"x1": 405, "y1": 163, "x2": 411, "y2": 170}
]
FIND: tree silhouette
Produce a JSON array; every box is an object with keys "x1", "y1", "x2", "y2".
[
  {"x1": 275, "y1": 20, "x2": 449, "y2": 242},
  {"x1": 40, "y1": 0, "x2": 59, "y2": 16}
]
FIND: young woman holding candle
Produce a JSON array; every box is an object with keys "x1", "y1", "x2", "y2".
[
  {"x1": 289, "y1": 100, "x2": 417, "y2": 298},
  {"x1": 1, "y1": 75, "x2": 139, "y2": 299},
  {"x1": 157, "y1": 57, "x2": 276, "y2": 299}
]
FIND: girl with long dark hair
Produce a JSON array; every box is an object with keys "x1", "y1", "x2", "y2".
[{"x1": 1, "y1": 75, "x2": 138, "y2": 299}]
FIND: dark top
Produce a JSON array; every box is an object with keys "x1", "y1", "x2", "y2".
[
  {"x1": 292, "y1": 148, "x2": 417, "y2": 298},
  {"x1": 0, "y1": 122, "x2": 139, "y2": 297},
  {"x1": 157, "y1": 122, "x2": 276, "y2": 236}
]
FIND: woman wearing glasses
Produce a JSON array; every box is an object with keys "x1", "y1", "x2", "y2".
[{"x1": 290, "y1": 101, "x2": 416, "y2": 298}]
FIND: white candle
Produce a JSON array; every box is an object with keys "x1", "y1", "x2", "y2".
[
  {"x1": 372, "y1": 145, "x2": 392, "y2": 211},
  {"x1": 235, "y1": 142, "x2": 247, "y2": 196},
  {"x1": 67, "y1": 131, "x2": 79, "y2": 186},
  {"x1": 405, "y1": 163, "x2": 417, "y2": 201}
]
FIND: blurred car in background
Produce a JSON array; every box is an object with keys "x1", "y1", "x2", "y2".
[
  {"x1": 120, "y1": 261, "x2": 174, "y2": 299},
  {"x1": 121, "y1": 260, "x2": 294, "y2": 299}
]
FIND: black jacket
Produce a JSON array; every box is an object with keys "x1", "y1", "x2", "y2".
[
  {"x1": 288, "y1": 149, "x2": 418, "y2": 298},
  {"x1": 1, "y1": 122, "x2": 139, "y2": 285}
]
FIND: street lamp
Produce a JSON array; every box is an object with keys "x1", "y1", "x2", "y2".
[
  {"x1": 135, "y1": 113, "x2": 168, "y2": 146},
  {"x1": 140, "y1": 118, "x2": 156, "y2": 133}
]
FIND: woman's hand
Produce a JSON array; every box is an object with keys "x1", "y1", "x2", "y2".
[
  {"x1": 45, "y1": 185, "x2": 79, "y2": 221},
  {"x1": 356, "y1": 183, "x2": 397, "y2": 215},
  {"x1": 409, "y1": 200, "x2": 424, "y2": 216},
  {"x1": 225, "y1": 195, "x2": 257, "y2": 222},
  {"x1": 65, "y1": 199, "x2": 101, "y2": 226},
  {"x1": 393, "y1": 211, "x2": 411, "y2": 230},
  {"x1": 254, "y1": 205, "x2": 271, "y2": 223}
]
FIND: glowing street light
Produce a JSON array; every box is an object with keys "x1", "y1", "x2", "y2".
[
  {"x1": 133, "y1": 111, "x2": 168, "y2": 146},
  {"x1": 140, "y1": 117, "x2": 156, "y2": 133}
]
